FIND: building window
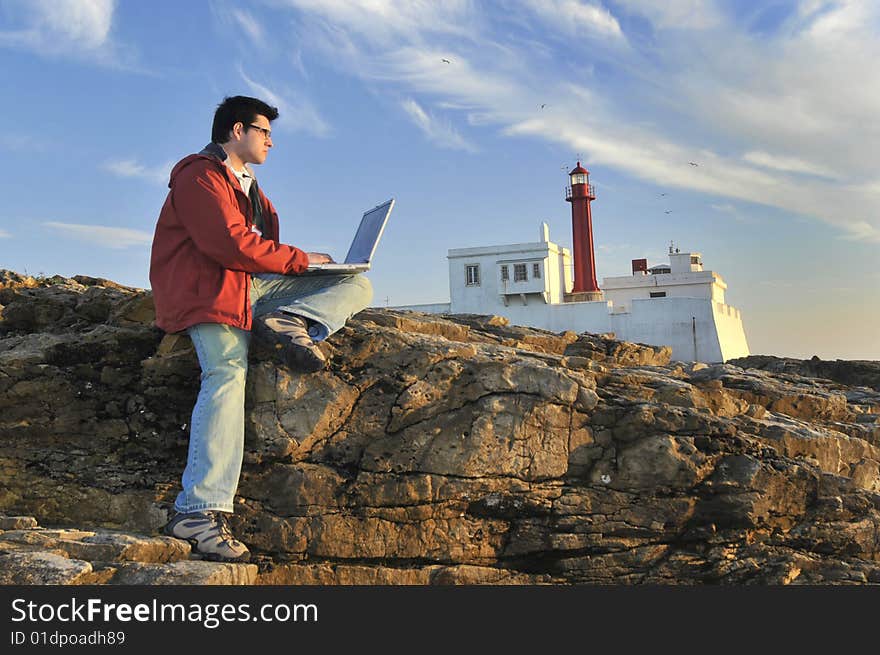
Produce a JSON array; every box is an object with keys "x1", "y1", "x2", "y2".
[
  {"x1": 465, "y1": 264, "x2": 480, "y2": 286},
  {"x1": 514, "y1": 263, "x2": 527, "y2": 282},
  {"x1": 500, "y1": 265, "x2": 509, "y2": 281},
  {"x1": 690, "y1": 256, "x2": 700, "y2": 265},
  {"x1": 650, "y1": 291, "x2": 667, "y2": 298},
  {"x1": 532, "y1": 263, "x2": 541, "y2": 279}
]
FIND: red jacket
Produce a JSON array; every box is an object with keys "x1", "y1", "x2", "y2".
[{"x1": 149, "y1": 146, "x2": 309, "y2": 333}]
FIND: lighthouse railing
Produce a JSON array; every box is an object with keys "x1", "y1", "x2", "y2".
[{"x1": 564, "y1": 184, "x2": 596, "y2": 200}]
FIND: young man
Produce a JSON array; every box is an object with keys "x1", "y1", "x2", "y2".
[{"x1": 150, "y1": 96, "x2": 372, "y2": 562}]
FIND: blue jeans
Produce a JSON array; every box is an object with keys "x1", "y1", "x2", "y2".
[{"x1": 174, "y1": 272, "x2": 373, "y2": 514}]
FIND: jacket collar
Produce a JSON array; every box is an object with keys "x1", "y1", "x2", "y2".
[
  {"x1": 199, "y1": 142, "x2": 258, "y2": 181},
  {"x1": 199, "y1": 142, "x2": 228, "y2": 162}
]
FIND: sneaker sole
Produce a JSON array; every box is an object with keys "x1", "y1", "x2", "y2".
[
  {"x1": 253, "y1": 320, "x2": 327, "y2": 373},
  {"x1": 162, "y1": 523, "x2": 251, "y2": 563},
  {"x1": 192, "y1": 542, "x2": 251, "y2": 563}
]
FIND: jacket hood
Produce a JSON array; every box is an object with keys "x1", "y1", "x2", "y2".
[
  {"x1": 167, "y1": 143, "x2": 257, "y2": 188},
  {"x1": 167, "y1": 143, "x2": 227, "y2": 188}
]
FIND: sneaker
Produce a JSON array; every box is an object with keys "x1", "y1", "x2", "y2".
[
  {"x1": 253, "y1": 311, "x2": 327, "y2": 372},
  {"x1": 163, "y1": 511, "x2": 251, "y2": 563}
]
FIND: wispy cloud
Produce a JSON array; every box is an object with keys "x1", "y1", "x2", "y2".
[
  {"x1": 742, "y1": 150, "x2": 836, "y2": 179},
  {"x1": 211, "y1": 2, "x2": 269, "y2": 51},
  {"x1": 759, "y1": 280, "x2": 795, "y2": 289},
  {"x1": 280, "y1": 0, "x2": 477, "y2": 46},
  {"x1": 597, "y1": 243, "x2": 632, "y2": 253},
  {"x1": 709, "y1": 203, "x2": 750, "y2": 223},
  {"x1": 231, "y1": 9, "x2": 264, "y2": 45},
  {"x1": 836, "y1": 220, "x2": 880, "y2": 242},
  {"x1": 0, "y1": 229, "x2": 12, "y2": 239},
  {"x1": 0, "y1": 0, "x2": 116, "y2": 58},
  {"x1": 521, "y1": 0, "x2": 625, "y2": 40},
  {"x1": 238, "y1": 66, "x2": 331, "y2": 137},
  {"x1": 275, "y1": 1, "x2": 880, "y2": 243},
  {"x1": 43, "y1": 222, "x2": 152, "y2": 249},
  {"x1": 400, "y1": 99, "x2": 476, "y2": 152},
  {"x1": 102, "y1": 158, "x2": 173, "y2": 186},
  {"x1": 0, "y1": 133, "x2": 46, "y2": 152},
  {"x1": 614, "y1": 0, "x2": 723, "y2": 30}
]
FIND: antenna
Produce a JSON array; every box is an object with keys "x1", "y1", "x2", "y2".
[{"x1": 669, "y1": 240, "x2": 674, "y2": 255}]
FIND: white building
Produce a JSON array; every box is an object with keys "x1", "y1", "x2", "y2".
[{"x1": 397, "y1": 224, "x2": 750, "y2": 363}]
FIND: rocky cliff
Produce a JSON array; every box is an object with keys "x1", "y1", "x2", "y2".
[{"x1": 1, "y1": 270, "x2": 879, "y2": 585}]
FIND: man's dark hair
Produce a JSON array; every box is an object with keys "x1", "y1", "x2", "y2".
[{"x1": 212, "y1": 95, "x2": 279, "y2": 143}]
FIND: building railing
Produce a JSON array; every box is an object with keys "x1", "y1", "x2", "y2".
[{"x1": 565, "y1": 184, "x2": 596, "y2": 200}]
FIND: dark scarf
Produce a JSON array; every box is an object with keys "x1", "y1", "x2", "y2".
[{"x1": 199, "y1": 142, "x2": 265, "y2": 237}]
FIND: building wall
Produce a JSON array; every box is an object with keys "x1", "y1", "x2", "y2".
[
  {"x1": 391, "y1": 293, "x2": 747, "y2": 363},
  {"x1": 603, "y1": 275, "x2": 727, "y2": 310},
  {"x1": 392, "y1": 239, "x2": 749, "y2": 364},
  {"x1": 609, "y1": 297, "x2": 722, "y2": 362},
  {"x1": 488, "y1": 299, "x2": 613, "y2": 334},
  {"x1": 605, "y1": 297, "x2": 749, "y2": 362},
  {"x1": 713, "y1": 301, "x2": 751, "y2": 361},
  {"x1": 448, "y1": 242, "x2": 562, "y2": 314},
  {"x1": 602, "y1": 271, "x2": 727, "y2": 308}
]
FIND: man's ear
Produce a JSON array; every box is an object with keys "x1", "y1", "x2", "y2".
[{"x1": 231, "y1": 121, "x2": 244, "y2": 140}]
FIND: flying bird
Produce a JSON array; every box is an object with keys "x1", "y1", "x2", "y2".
[
  {"x1": 659, "y1": 193, "x2": 668, "y2": 196},
  {"x1": 441, "y1": 58, "x2": 451, "y2": 64},
  {"x1": 540, "y1": 103, "x2": 548, "y2": 109},
  {"x1": 664, "y1": 210, "x2": 673, "y2": 214},
  {"x1": 688, "y1": 161, "x2": 699, "y2": 166}
]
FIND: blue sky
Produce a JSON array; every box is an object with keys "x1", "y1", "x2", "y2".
[{"x1": 1, "y1": 0, "x2": 878, "y2": 360}]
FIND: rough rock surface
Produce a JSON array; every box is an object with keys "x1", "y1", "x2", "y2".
[
  {"x1": 1, "y1": 270, "x2": 879, "y2": 585},
  {"x1": 730, "y1": 355, "x2": 880, "y2": 393}
]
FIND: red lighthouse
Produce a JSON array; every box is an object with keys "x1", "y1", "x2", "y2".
[{"x1": 565, "y1": 162, "x2": 603, "y2": 301}]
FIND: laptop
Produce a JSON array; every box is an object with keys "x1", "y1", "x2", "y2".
[{"x1": 304, "y1": 198, "x2": 395, "y2": 275}]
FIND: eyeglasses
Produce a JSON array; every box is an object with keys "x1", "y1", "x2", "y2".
[{"x1": 247, "y1": 124, "x2": 272, "y2": 140}]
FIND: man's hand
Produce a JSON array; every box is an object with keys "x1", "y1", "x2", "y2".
[{"x1": 307, "y1": 252, "x2": 335, "y2": 264}]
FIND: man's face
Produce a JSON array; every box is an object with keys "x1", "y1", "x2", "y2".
[{"x1": 234, "y1": 114, "x2": 273, "y2": 165}]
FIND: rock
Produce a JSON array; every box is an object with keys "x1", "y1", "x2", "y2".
[
  {"x1": 0, "y1": 551, "x2": 92, "y2": 584},
  {"x1": 0, "y1": 516, "x2": 38, "y2": 529},
  {"x1": 731, "y1": 355, "x2": 880, "y2": 392},
  {"x1": 110, "y1": 561, "x2": 258, "y2": 585},
  {"x1": 2, "y1": 270, "x2": 880, "y2": 585}
]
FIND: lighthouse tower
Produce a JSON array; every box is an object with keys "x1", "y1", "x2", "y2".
[{"x1": 565, "y1": 162, "x2": 604, "y2": 302}]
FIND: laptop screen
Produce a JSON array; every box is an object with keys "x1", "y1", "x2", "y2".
[{"x1": 344, "y1": 199, "x2": 394, "y2": 264}]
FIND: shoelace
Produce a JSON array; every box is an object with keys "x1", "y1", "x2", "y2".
[{"x1": 213, "y1": 513, "x2": 242, "y2": 547}]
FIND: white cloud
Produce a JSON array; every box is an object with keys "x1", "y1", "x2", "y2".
[
  {"x1": 400, "y1": 98, "x2": 476, "y2": 152},
  {"x1": 102, "y1": 158, "x2": 173, "y2": 186},
  {"x1": 596, "y1": 243, "x2": 632, "y2": 253},
  {"x1": 742, "y1": 151, "x2": 836, "y2": 179},
  {"x1": 837, "y1": 220, "x2": 880, "y2": 242},
  {"x1": 613, "y1": 0, "x2": 722, "y2": 30},
  {"x1": 230, "y1": 9, "x2": 264, "y2": 45},
  {"x1": 212, "y1": 3, "x2": 269, "y2": 50},
  {"x1": 521, "y1": 1, "x2": 625, "y2": 39},
  {"x1": 43, "y1": 222, "x2": 152, "y2": 249},
  {"x1": 277, "y1": 1, "x2": 880, "y2": 243},
  {"x1": 0, "y1": 229, "x2": 11, "y2": 239},
  {"x1": 0, "y1": 0, "x2": 115, "y2": 55},
  {"x1": 802, "y1": 0, "x2": 869, "y2": 38},
  {"x1": 279, "y1": 0, "x2": 476, "y2": 45},
  {"x1": 238, "y1": 67, "x2": 331, "y2": 137},
  {"x1": 0, "y1": 133, "x2": 44, "y2": 152}
]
